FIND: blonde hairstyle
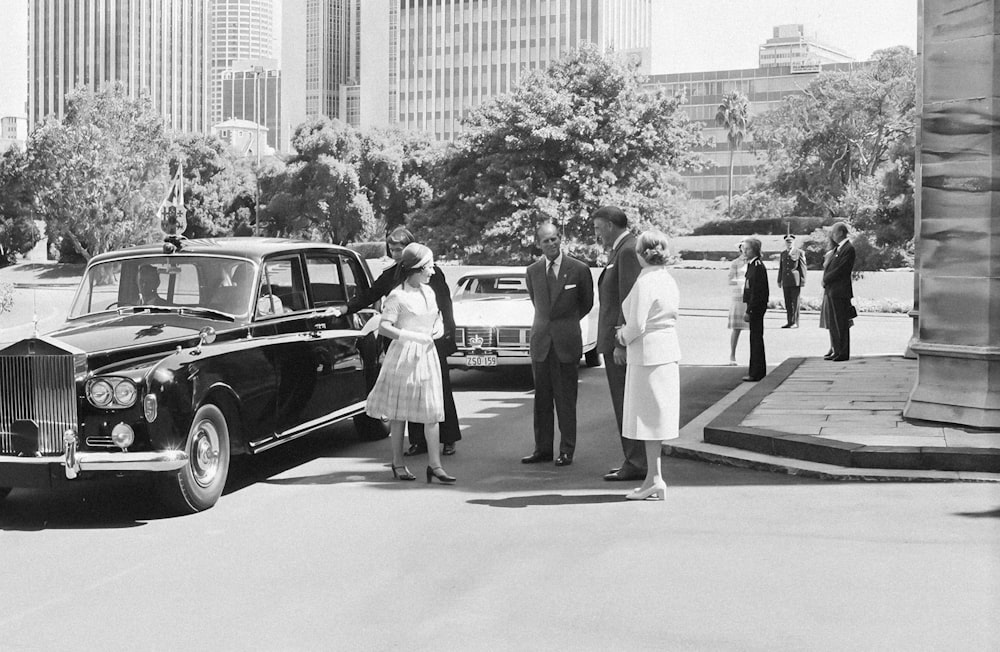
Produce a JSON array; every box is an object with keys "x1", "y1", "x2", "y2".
[{"x1": 636, "y1": 230, "x2": 670, "y2": 266}]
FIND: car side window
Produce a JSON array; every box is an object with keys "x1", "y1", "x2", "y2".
[
  {"x1": 305, "y1": 255, "x2": 346, "y2": 307},
  {"x1": 257, "y1": 256, "x2": 306, "y2": 317}
]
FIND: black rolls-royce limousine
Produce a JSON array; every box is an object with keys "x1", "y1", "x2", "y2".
[{"x1": 0, "y1": 237, "x2": 386, "y2": 513}]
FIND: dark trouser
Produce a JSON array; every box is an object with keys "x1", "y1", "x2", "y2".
[
  {"x1": 748, "y1": 309, "x2": 766, "y2": 379},
  {"x1": 408, "y1": 338, "x2": 461, "y2": 447},
  {"x1": 783, "y1": 285, "x2": 801, "y2": 326},
  {"x1": 531, "y1": 351, "x2": 579, "y2": 457},
  {"x1": 604, "y1": 352, "x2": 646, "y2": 476},
  {"x1": 828, "y1": 298, "x2": 852, "y2": 360}
]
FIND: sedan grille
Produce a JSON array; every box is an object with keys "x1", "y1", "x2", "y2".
[
  {"x1": 462, "y1": 327, "x2": 496, "y2": 349},
  {"x1": 0, "y1": 354, "x2": 77, "y2": 455},
  {"x1": 497, "y1": 328, "x2": 529, "y2": 347}
]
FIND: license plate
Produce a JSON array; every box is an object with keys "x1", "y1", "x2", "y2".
[{"x1": 466, "y1": 355, "x2": 498, "y2": 367}]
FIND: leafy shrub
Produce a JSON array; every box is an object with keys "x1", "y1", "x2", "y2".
[{"x1": 691, "y1": 216, "x2": 832, "y2": 237}]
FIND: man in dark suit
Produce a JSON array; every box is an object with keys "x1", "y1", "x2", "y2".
[
  {"x1": 742, "y1": 237, "x2": 769, "y2": 381},
  {"x1": 777, "y1": 235, "x2": 807, "y2": 328},
  {"x1": 822, "y1": 222, "x2": 856, "y2": 361},
  {"x1": 592, "y1": 206, "x2": 644, "y2": 482},
  {"x1": 522, "y1": 222, "x2": 594, "y2": 467}
]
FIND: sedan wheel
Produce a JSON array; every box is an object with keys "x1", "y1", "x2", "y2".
[{"x1": 158, "y1": 404, "x2": 231, "y2": 514}]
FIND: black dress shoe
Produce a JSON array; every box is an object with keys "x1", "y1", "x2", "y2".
[
  {"x1": 442, "y1": 443, "x2": 456, "y2": 456},
  {"x1": 823, "y1": 355, "x2": 836, "y2": 361},
  {"x1": 521, "y1": 452, "x2": 553, "y2": 464},
  {"x1": 604, "y1": 470, "x2": 645, "y2": 481},
  {"x1": 554, "y1": 453, "x2": 573, "y2": 467},
  {"x1": 608, "y1": 467, "x2": 621, "y2": 475},
  {"x1": 404, "y1": 444, "x2": 428, "y2": 456},
  {"x1": 780, "y1": 324, "x2": 792, "y2": 329}
]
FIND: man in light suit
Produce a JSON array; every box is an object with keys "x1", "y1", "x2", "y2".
[
  {"x1": 522, "y1": 222, "x2": 594, "y2": 467},
  {"x1": 777, "y1": 235, "x2": 807, "y2": 328},
  {"x1": 822, "y1": 222, "x2": 856, "y2": 361},
  {"x1": 592, "y1": 206, "x2": 644, "y2": 482},
  {"x1": 742, "y1": 237, "x2": 769, "y2": 381}
]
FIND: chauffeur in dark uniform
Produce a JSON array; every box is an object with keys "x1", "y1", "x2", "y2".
[
  {"x1": 521, "y1": 222, "x2": 594, "y2": 467},
  {"x1": 742, "y1": 237, "x2": 769, "y2": 381}
]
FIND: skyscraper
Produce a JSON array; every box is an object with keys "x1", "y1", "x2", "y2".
[
  {"x1": 211, "y1": 0, "x2": 276, "y2": 127},
  {"x1": 396, "y1": 0, "x2": 652, "y2": 140},
  {"x1": 27, "y1": 0, "x2": 211, "y2": 132}
]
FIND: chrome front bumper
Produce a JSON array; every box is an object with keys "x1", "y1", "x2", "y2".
[{"x1": 0, "y1": 448, "x2": 189, "y2": 479}]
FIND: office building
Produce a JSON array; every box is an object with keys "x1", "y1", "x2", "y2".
[
  {"x1": 27, "y1": 0, "x2": 211, "y2": 133},
  {"x1": 0, "y1": 116, "x2": 29, "y2": 153},
  {"x1": 397, "y1": 0, "x2": 652, "y2": 140},
  {"x1": 211, "y1": 1, "x2": 276, "y2": 127},
  {"x1": 759, "y1": 24, "x2": 854, "y2": 69},
  {"x1": 220, "y1": 59, "x2": 281, "y2": 150},
  {"x1": 645, "y1": 60, "x2": 861, "y2": 202}
]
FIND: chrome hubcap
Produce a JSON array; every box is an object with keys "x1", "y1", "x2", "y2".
[{"x1": 190, "y1": 421, "x2": 220, "y2": 488}]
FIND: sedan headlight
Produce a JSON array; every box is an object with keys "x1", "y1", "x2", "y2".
[
  {"x1": 88, "y1": 379, "x2": 114, "y2": 407},
  {"x1": 87, "y1": 377, "x2": 140, "y2": 409}
]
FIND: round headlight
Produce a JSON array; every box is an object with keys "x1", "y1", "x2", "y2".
[
  {"x1": 89, "y1": 379, "x2": 113, "y2": 407},
  {"x1": 111, "y1": 423, "x2": 134, "y2": 449},
  {"x1": 113, "y1": 379, "x2": 138, "y2": 407}
]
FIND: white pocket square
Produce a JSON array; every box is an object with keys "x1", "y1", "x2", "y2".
[{"x1": 564, "y1": 284, "x2": 577, "y2": 289}]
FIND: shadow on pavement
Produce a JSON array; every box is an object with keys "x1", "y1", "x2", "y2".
[
  {"x1": 954, "y1": 507, "x2": 1000, "y2": 518},
  {"x1": 468, "y1": 493, "x2": 625, "y2": 508}
]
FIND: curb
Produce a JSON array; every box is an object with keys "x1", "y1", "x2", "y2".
[{"x1": 665, "y1": 362, "x2": 1000, "y2": 483}]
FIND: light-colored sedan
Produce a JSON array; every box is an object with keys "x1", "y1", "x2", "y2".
[{"x1": 447, "y1": 268, "x2": 601, "y2": 370}]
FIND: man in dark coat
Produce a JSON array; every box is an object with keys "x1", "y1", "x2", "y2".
[
  {"x1": 592, "y1": 206, "x2": 644, "y2": 482},
  {"x1": 777, "y1": 235, "x2": 807, "y2": 328},
  {"x1": 341, "y1": 227, "x2": 461, "y2": 455},
  {"x1": 742, "y1": 237, "x2": 769, "y2": 381},
  {"x1": 822, "y1": 222, "x2": 856, "y2": 361},
  {"x1": 521, "y1": 222, "x2": 594, "y2": 467}
]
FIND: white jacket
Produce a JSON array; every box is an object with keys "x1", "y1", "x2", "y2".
[{"x1": 617, "y1": 266, "x2": 681, "y2": 366}]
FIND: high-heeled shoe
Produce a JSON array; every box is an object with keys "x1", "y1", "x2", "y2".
[
  {"x1": 625, "y1": 482, "x2": 666, "y2": 501},
  {"x1": 391, "y1": 464, "x2": 416, "y2": 481},
  {"x1": 426, "y1": 466, "x2": 456, "y2": 484}
]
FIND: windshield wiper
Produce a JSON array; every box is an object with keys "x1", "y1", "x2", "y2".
[
  {"x1": 117, "y1": 305, "x2": 177, "y2": 315},
  {"x1": 177, "y1": 307, "x2": 237, "y2": 322}
]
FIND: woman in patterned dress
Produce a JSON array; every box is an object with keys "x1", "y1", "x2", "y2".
[{"x1": 365, "y1": 243, "x2": 456, "y2": 484}]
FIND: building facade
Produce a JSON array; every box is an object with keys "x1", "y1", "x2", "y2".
[
  {"x1": 220, "y1": 60, "x2": 281, "y2": 150},
  {"x1": 210, "y1": 0, "x2": 276, "y2": 128},
  {"x1": 28, "y1": 0, "x2": 211, "y2": 133},
  {"x1": 758, "y1": 24, "x2": 854, "y2": 69},
  {"x1": 645, "y1": 61, "x2": 861, "y2": 202},
  {"x1": 396, "y1": 0, "x2": 652, "y2": 140},
  {"x1": 0, "y1": 116, "x2": 29, "y2": 153}
]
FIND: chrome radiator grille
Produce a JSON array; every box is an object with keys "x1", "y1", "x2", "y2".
[
  {"x1": 0, "y1": 355, "x2": 77, "y2": 455},
  {"x1": 462, "y1": 327, "x2": 496, "y2": 349}
]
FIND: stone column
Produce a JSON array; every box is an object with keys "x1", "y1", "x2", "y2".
[{"x1": 904, "y1": 0, "x2": 1000, "y2": 428}]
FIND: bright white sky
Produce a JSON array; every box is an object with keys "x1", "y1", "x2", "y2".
[{"x1": 0, "y1": 0, "x2": 917, "y2": 118}]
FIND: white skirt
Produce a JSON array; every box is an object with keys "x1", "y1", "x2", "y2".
[{"x1": 622, "y1": 361, "x2": 679, "y2": 441}]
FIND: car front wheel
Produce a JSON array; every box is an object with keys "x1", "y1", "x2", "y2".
[{"x1": 158, "y1": 404, "x2": 231, "y2": 514}]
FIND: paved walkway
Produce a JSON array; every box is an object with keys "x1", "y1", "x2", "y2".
[{"x1": 668, "y1": 355, "x2": 1000, "y2": 481}]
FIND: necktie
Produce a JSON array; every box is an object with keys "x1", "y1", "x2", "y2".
[{"x1": 547, "y1": 262, "x2": 559, "y2": 299}]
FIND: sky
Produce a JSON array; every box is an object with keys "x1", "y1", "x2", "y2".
[{"x1": 0, "y1": 0, "x2": 918, "y2": 119}]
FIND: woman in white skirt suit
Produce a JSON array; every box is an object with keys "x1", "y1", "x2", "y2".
[{"x1": 615, "y1": 230, "x2": 681, "y2": 501}]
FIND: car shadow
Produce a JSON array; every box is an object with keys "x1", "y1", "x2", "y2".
[
  {"x1": 467, "y1": 493, "x2": 626, "y2": 508},
  {"x1": 0, "y1": 479, "x2": 165, "y2": 530}
]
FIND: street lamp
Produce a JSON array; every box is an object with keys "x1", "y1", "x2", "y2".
[{"x1": 252, "y1": 65, "x2": 265, "y2": 236}]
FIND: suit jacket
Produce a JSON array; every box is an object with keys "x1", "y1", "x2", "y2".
[
  {"x1": 526, "y1": 254, "x2": 594, "y2": 363},
  {"x1": 596, "y1": 232, "x2": 641, "y2": 354},
  {"x1": 618, "y1": 267, "x2": 681, "y2": 366},
  {"x1": 743, "y1": 258, "x2": 769, "y2": 315},
  {"x1": 346, "y1": 262, "x2": 457, "y2": 355},
  {"x1": 822, "y1": 240, "x2": 855, "y2": 300},
  {"x1": 778, "y1": 249, "x2": 807, "y2": 288}
]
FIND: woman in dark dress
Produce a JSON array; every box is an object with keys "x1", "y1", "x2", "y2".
[{"x1": 338, "y1": 227, "x2": 462, "y2": 456}]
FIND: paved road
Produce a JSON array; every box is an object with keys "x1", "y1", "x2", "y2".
[{"x1": 2, "y1": 359, "x2": 998, "y2": 650}]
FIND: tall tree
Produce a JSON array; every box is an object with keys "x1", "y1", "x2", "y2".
[
  {"x1": 410, "y1": 44, "x2": 705, "y2": 263},
  {"x1": 0, "y1": 148, "x2": 41, "y2": 266},
  {"x1": 24, "y1": 83, "x2": 170, "y2": 261},
  {"x1": 715, "y1": 91, "x2": 751, "y2": 216}
]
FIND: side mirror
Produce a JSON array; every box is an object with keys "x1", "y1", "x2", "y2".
[{"x1": 191, "y1": 326, "x2": 216, "y2": 355}]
